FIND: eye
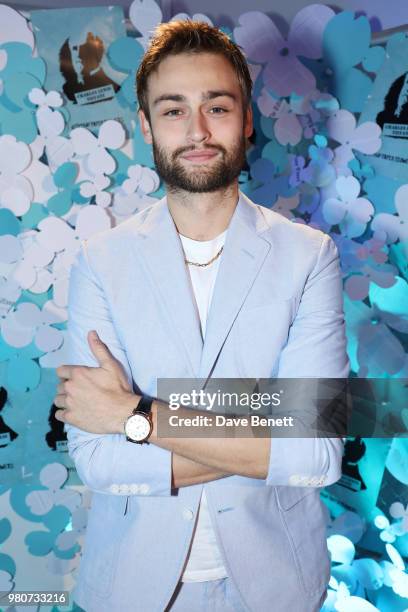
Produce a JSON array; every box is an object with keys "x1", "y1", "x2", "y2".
[
  {"x1": 209, "y1": 107, "x2": 228, "y2": 114},
  {"x1": 163, "y1": 109, "x2": 183, "y2": 117}
]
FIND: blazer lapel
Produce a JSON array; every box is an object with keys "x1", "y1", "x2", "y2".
[
  {"x1": 198, "y1": 193, "x2": 271, "y2": 380},
  {"x1": 133, "y1": 197, "x2": 203, "y2": 377}
]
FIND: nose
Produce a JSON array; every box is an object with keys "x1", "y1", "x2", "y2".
[{"x1": 186, "y1": 110, "x2": 210, "y2": 144}]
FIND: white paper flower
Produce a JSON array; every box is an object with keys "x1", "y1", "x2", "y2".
[
  {"x1": 35, "y1": 207, "x2": 111, "y2": 306},
  {"x1": 56, "y1": 505, "x2": 88, "y2": 551},
  {"x1": 9, "y1": 232, "x2": 54, "y2": 293},
  {"x1": 70, "y1": 120, "x2": 126, "y2": 176},
  {"x1": 80, "y1": 174, "x2": 111, "y2": 207},
  {"x1": 29, "y1": 88, "x2": 63, "y2": 109},
  {"x1": 389, "y1": 502, "x2": 408, "y2": 533},
  {"x1": 384, "y1": 543, "x2": 408, "y2": 597},
  {"x1": 0, "y1": 135, "x2": 33, "y2": 216},
  {"x1": 26, "y1": 463, "x2": 81, "y2": 515},
  {"x1": 29, "y1": 89, "x2": 73, "y2": 170},
  {"x1": 0, "y1": 235, "x2": 23, "y2": 264},
  {"x1": 122, "y1": 164, "x2": 159, "y2": 195},
  {"x1": 1, "y1": 300, "x2": 65, "y2": 351},
  {"x1": 0, "y1": 4, "x2": 35, "y2": 49},
  {"x1": 129, "y1": 0, "x2": 163, "y2": 49},
  {"x1": 0, "y1": 274, "x2": 21, "y2": 318}
]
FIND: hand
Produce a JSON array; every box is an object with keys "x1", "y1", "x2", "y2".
[{"x1": 54, "y1": 330, "x2": 139, "y2": 434}]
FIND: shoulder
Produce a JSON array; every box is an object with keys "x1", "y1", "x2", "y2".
[
  {"x1": 250, "y1": 199, "x2": 337, "y2": 261},
  {"x1": 80, "y1": 199, "x2": 163, "y2": 263}
]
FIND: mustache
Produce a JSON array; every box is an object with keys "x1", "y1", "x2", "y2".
[{"x1": 173, "y1": 144, "x2": 226, "y2": 158}]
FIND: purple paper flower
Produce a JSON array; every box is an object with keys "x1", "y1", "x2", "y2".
[
  {"x1": 371, "y1": 184, "x2": 408, "y2": 244},
  {"x1": 234, "y1": 6, "x2": 335, "y2": 97},
  {"x1": 356, "y1": 238, "x2": 388, "y2": 265},
  {"x1": 323, "y1": 176, "x2": 374, "y2": 237},
  {"x1": 345, "y1": 297, "x2": 407, "y2": 376},
  {"x1": 327, "y1": 110, "x2": 382, "y2": 173},
  {"x1": 345, "y1": 263, "x2": 397, "y2": 301}
]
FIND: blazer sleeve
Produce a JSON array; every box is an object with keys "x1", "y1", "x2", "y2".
[
  {"x1": 266, "y1": 233, "x2": 350, "y2": 488},
  {"x1": 64, "y1": 242, "x2": 172, "y2": 497}
]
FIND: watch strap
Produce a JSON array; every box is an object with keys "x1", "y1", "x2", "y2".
[{"x1": 133, "y1": 394, "x2": 154, "y2": 416}]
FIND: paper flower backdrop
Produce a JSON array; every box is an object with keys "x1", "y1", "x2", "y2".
[{"x1": 0, "y1": 1, "x2": 407, "y2": 610}]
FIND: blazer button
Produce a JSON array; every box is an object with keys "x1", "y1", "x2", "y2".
[{"x1": 182, "y1": 508, "x2": 195, "y2": 521}]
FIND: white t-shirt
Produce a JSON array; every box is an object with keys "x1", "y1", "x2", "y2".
[{"x1": 178, "y1": 230, "x2": 228, "y2": 583}]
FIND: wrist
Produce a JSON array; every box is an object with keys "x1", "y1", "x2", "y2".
[{"x1": 115, "y1": 392, "x2": 142, "y2": 434}]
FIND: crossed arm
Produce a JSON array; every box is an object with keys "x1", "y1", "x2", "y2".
[
  {"x1": 56, "y1": 235, "x2": 348, "y2": 496},
  {"x1": 56, "y1": 332, "x2": 270, "y2": 486}
]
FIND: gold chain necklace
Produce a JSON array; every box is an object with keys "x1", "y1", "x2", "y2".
[{"x1": 185, "y1": 245, "x2": 224, "y2": 267}]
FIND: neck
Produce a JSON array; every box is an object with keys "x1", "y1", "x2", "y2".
[{"x1": 166, "y1": 183, "x2": 239, "y2": 241}]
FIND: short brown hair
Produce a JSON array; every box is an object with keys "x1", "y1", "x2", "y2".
[{"x1": 136, "y1": 20, "x2": 253, "y2": 123}]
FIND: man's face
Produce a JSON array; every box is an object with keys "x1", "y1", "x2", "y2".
[{"x1": 139, "y1": 52, "x2": 253, "y2": 193}]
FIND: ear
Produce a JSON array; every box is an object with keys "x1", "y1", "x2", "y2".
[
  {"x1": 244, "y1": 105, "x2": 253, "y2": 139},
  {"x1": 138, "y1": 109, "x2": 153, "y2": 144}
]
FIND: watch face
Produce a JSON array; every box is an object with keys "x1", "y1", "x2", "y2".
[{"x1": 125, "y1": 413, "x2": 151, "y2": 442}]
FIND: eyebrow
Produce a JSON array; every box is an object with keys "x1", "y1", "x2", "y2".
[{"x1": 152, "y1": 90, "x2": 238, "y2": 107}]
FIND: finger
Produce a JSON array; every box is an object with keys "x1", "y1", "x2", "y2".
[{"x1": 88, "y1": 330, "x2": 118, "y2": 370}]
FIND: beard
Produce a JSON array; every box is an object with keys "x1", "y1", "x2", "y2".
[{"x1": 151, "y1": 133, "x2": 247, "y2": 193}]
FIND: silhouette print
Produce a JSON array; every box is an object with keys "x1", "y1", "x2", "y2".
[
  {"x1": 59, "y1": 32, "x2": 120, "y2": 105},
  {"x1": 340, "y1": 436, "x2": 367, "y2": 491},
  {"x1": 45, "y1": 403, "x2": 68, "y2": 451},
  {"x1": 0, "y1": 387, "x2": 18, "y2": 448},
  {"x1": 376, "y1": 72, "x2": 408, "y2": 132}
]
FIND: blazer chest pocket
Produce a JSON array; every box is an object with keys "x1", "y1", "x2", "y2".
[{"x1": 235, "y1": 298, "x2": 296, "y2": 378}]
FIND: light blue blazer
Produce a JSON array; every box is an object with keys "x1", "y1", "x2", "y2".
[{"x1": 65, "y1": 192, "x2": 350, "y2": 612}]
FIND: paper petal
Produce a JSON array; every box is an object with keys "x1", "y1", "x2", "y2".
[
  {"x1": 98, "y1": 120, "x2": 126, "y2": 150},
  {"x1": 0, "y1": 5, "x2": 34, "y2": 49},
  {"x1": 345, "y1": 275, "x2": 369, "y2": 301},
  {"x1": 70, "y1": 127, "x2": 97, "y2": 156},
  {"x1": 88, "y1": 146, "x2": 116, "y2": 176},
  {"x1": 1, "y1": 311, "x2": 34, "y2": 347},
  {"x1": 327, "y1": 110, "x2": 355, "y2": 144},
  {"x1": 0, "y1": 235, "x2": 22, "y2": 263},
  {"x1": 75, "y1": 205, "x2": 111, "y2": 240},
  {"x1": 327, "y1": 534, "x2": 355, "y2": 565},
  {"x1": 394, "y1": 184, "x2": 408, "y2": 220},
  {"x1": 274, "y1": 113, "x2": 302, "y2": 145},
  {"x1": 40, "y1": 462, "x2": 67, "y2": 490},
  {"x1": 0, "y1": 134, "x2": 31, "y2": 174},
  {"x1": 289, "y1": 4, "x2": 335, "y2": 59},
  {"x1": 234, "y1": 12, "x2": 283, "y2": 63},
  {"x1": 323, "y1": 197, "x2": 346, "y2": 224},
  {"x1": 336, "y1": 176, "x2": 360, "y2": 202},
  {"x1": 34, "y1": 325, "x2": 63, "y2": 352},
  {"x1": 129, "y1": 0, "x2": 163, "y2": 42}
]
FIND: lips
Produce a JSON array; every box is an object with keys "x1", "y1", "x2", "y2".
[{"x1": 181, "y1": 150, "x2": 219, "y2": 161}]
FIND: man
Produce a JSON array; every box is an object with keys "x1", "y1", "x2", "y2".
[{"x1": 55, "y1": 21, "x2": 349, "y2": 612}]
